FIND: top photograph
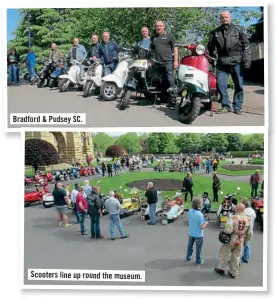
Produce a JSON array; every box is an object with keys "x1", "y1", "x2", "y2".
[{"x1": 6, "y1": 6, "x2": 266, "y2": 129}]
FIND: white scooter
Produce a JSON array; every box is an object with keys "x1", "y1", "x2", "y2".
[
  {"x1": 42, "y1": 193, "x2": 54, "y2": 208},
  {"x1": 83, "y1": 59, "x2": 103, "y2": 98},
  {"x1": 59, "y1": 59, "x2": 87, "y2": 92},
  {"x1": 100, "y1": 48, "x2": 134, "y2": 101}
]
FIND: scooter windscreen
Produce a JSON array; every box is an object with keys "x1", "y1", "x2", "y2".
[{"x1": 137, "y1": 39, "x2": 151, "y2": 58}]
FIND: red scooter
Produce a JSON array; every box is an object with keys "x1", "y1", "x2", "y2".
[
  {"x1": 24, "y1": 183, "x2": 49, "y2": 207},
  {"x1": 174, "y1": 44, "x2": 218, "y2": 124},
  {"x1": 251, "y1": 191, "x2": 264, "y2": 231}
]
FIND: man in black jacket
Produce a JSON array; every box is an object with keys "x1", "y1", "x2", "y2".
[
  {"x1": 145, "y1": 182, "x2": 158, "y2": 225},
  {"x1": 87, "y1": 186, "x2": 104, "y2": 239},
  {"x1": 183, "y1": 172, "x2": 193, "y2": 202},
  {"x1": 207, "y1": 11, "x2": 251, "y2": 115}
]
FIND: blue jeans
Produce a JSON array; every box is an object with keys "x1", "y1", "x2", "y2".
[
  {"x1": 73, "y1": 204, "x2": 80, "y2": 223},
  {"x1": 28, "y1": 64, "x2": 36, "y2": 79},
  {"x1": 104, "y1": 63, "x2": 116, "y2": 76},
  {"x1": 109, "y1": 214, "x2": 125, "y2": 238},
  {"x1": 78, "y1": 212, "x2": 87, "y2": 233},
  {"x1": 217, "y1": 64, "x2": 244, "y2": 111},
  {"x1": 90, "y1": 215, "x2": 101, "y2": 238},
  {"x1": 148, "y1": 203, "x2": 157, "y2": 224},
  {"x1": 242, "y1": 242, "x2": 251, "y2": 262},
  {"x1": 186, "y1": 235, "x2": 204, "y2": 265},
  {"x1": 8, "y1": 64, "x2": 19, "y2": 84}
]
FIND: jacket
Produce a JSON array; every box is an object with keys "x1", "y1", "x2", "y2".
[
  {"x1": 25, "y1": 52, "x2": 36, "y2": 66},
  {"x1": 145, "y1": 188, "x2": 158, "y2": 205},
  {"x1": 67, "y1": 44, "x2": 87, "y2": 62},
  {"x1": 7, "y1": 53, "x2": 20, "y2": 65},
  {"x1": 212, "y1": 176, "x2": 221, "y2": 189},
  {"x1": 183, "y1": 177, "x2": 193, "y2": 189},
  {"x1": 244, "y1": 207, "x2": 256, "y2": 229},
  {"x1": 97, "y1": 40, "x2": 119, "y2": 65},
  {"x1": 87, "y1": 190, "x2": 102, "y2": 216},
  {"x1": 207, "y1": 23, "x2": 251, "y2": 67},
  {"x1": 104, "y1": 196, "x2": 121, "y2": 215},
  {"x1": 87, "y1": 43, "x2": 100, "y2": 58},
  {"x1": 223, "y1": 212, "x2": 253, "y2": 249},
  {"x1": 250, "y1": 174, "x2": 260, "y2": 185},
  {"x1": 49, "y1": 49, "x2": 64, "y2": 63}
]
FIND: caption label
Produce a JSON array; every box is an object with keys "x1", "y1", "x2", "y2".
[
  {"x1": 28, "y1": 269, "x2": 145, "y2": 282},
  {"x1": 10, "y1": 113, "x2": 86, "y2": 125}
]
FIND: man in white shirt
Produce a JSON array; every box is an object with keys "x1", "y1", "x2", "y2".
[
  {"x1": 241, "y1": 198, "x2": 256, "y2": 263},
  {"x1": 71, "y1": 183, "x2": 80, "y2": 224},
  {"x1": 84, "y1": 180, "x2": 92, "y2": 198}
]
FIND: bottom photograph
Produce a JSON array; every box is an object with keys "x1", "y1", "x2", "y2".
[{"x1": 23, "y1": 131, "x2": 265, "y2": 289}]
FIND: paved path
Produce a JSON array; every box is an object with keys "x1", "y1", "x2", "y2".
[
  {"x1": 24, "y1": 204, "x2": 263, "y2": 287},
  {"x1": 8, "y1": 83, "x2": 264, "y2": 128}
]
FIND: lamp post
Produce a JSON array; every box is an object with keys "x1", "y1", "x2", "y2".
[{"x1": 28, "y1": 14, "x2": 31, "y2": 48}]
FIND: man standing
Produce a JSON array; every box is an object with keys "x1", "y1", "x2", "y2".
[
  {"x1": 212, "y1": 172, "x2": 221, "y2": 203},
  {"x1": 186, "y1": 198, "x2": 209, "y2": 267},
  {"x1": 250, "y1": 170, "x2": 260, "y2": 197},
  {"x1": 83, "y1": 180, "x2": 92, "y2": 198},
  {"x1": 214, "y1": 203, "x2": 253, "y2": 279},
  {"x1": 52, "y1": 182, "x2": 71, "y2": 227},
  {"x1": 71, "y1": 183, "x2": 81, "y2": 224},
  {"x1": 25, "y1": 48, "x2": 36, "y2": 81},
  {"x1": 87, "y1": 34, "x2": 100, "y2": 61},
  {"x1": 87, "y1": 186, "x2": 104, "y2": 239},
  {"x1": 206, "y1": 159, "x2": 211, "y2": 174},
  {"x1": 49, "y1": 43, "x2": 64, "y2": 63},
  {"x1": 183, "y1": 172, "x2": 193, "y2": 202},
  {"x1": 76, "y1": 187, "x2": 88, "y2": 235},
  {"x1": 145, "y1": 182, "x2": 158, "y2": 225},
  {"x1": 104, "y1": 191, "x2": 129, "y2": 240},
  {"x1": 150, "y1": 20, "x2": 179, "y2": 109},
  {"x1": 67, "y1": 37, "x2": 87, "y2": 63},
  {"x1": 207, "y1": 10, "x2": 251, "y2": 114},
  {"x1": 241, "y1": 198, "x2": 256, "y2": 263},
  {"x1": 97, "y1": 32, "x2": 119, "y2": 76}
]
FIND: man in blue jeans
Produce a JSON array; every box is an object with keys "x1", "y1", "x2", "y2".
[
  {"x1": 145, "y1": 182, "x2": 158, "y2": 225},
  {"x1": 104, "y1": 191, "x2": 129, "y2": 241},
  {"x1": 207, "y1": 11, "x2": 251, "y2": 115},
  {"x1": 186, "y1": 198, "x2": 209, "y2": 266},
  {"x1": 25, "y1": 48, "x2": 37, "y2": 80}
]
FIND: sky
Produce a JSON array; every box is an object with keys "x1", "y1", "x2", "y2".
[{"x1": 6, "y1": 7, "x2": 261, "y2": 42}]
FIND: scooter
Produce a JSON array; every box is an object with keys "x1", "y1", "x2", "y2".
[
  {"x1": 161, "y1": 193, "x2": 185, "y2": 225},
  {"x1": 48, "y1": 61, "x2": 67, "y2": 88},
  {"x1": 83, "y1": 59, "x2": 103, "y2": 98},
  {"x1": 24, "y1": 183, "x2": 49, "y2": 207},
  {"x1": 59, "y1": 59, "x2": 87, "y2": 92},
  {"x1": 252, "y1": 191, "x2": 264, "y2": 231},
  {"x1": 37, "y1": 60, "x2": 55, "y2": 88},
  {"x1": 100, "y1": 48, "x2": 134, "y2": 101},
  {"x1": 174, "y1": 44, "x2": 218, "y2": 124}
]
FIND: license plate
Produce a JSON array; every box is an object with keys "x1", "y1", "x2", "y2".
[
  {"x1": 260, "y1": 208, "x2": 264, "y2": 213},
  {"x1": 141, "y1": 216, "x2": 145, "y2": 221},
  {"x1": 130, "y1": 60, "x2": 147, "y2": 68},
  {"x1": 220, "y1": 216, "x2": 228, "y2": 222},
  {"x1": 162, "y1": 219, "x2": 168, "y2": 225}
]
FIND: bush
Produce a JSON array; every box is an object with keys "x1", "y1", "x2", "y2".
[
  {"x1": 248, "y1": 159, "x2": 264, "y2": 165},
  {"x1": 230, "y1": 151, "x2": 264, "y2": 158},
  {"x1": 106, "y1": 145, "x2": 125, "y2": 158}
]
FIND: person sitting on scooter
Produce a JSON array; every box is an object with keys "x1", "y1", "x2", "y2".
[
  {"x1": 134, "y1": 26, "x2": 151, "y2": 58},
  {"x1": 87, "y1": 35, "x2": 100, "y2": 61},
  {"x1": 201, "y1": 192, "x2": 211, "y2": 215},
  {"x1": 97, "y1": 32, "x2": 119, "y2": 76},
  {"x1": 217, "y1": 195, "x2": 236, "y2": 218},
  {"x1": 66, "y1": 38, "x2": 87, "y2": 70},
  {"x1": 150, "y1": 20, "x2": 179, "y2": 110},
  {"x1": 49, "y1": 43, "x2": 64, "y2": 64}
]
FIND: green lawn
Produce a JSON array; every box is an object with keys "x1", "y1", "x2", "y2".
[
  {"x1": 25, "y1": 169, "x2": 35, "y2": 177},
  {"x1": 216, "y1": 160, "x2": 264, "y2": 176},
  {"x1": 76, "y1": 171, "x2": 251, "y2": 210}
]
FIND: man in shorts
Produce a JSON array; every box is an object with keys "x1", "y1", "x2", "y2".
[{"x1": 52, "y1": 182, "x2": 71, "y2": 227}]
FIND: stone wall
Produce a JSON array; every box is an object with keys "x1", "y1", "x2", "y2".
[{"x1": 25, "y1": 132, "x2": 94, "y2": 165}]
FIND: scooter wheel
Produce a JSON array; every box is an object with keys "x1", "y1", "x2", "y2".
[
  {"x1": 37, "y1": 78, "x2": 44, "y2": 88},
  {"x1": 48, "y1": 78, "x2": 56, "y2": 88},
  {"x1": 83, "y1": 81, "x2": 94, "y2": 98},
  {"x1": 119, "y1": 90, "x2": 131, "y2": 110},
  {"x1": 100, "y1": 82, "x2": 118, "y2": 101},
  {"x1": 59, "y1": 78, "x2": 70, "y2": 92},
  {"x1": 178, "y1": 96, "x2": 201, "y2": 124}
]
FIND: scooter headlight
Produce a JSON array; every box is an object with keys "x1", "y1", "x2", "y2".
[{"x1": 196, "y1": 44, "x2": 205, "y2": 55}]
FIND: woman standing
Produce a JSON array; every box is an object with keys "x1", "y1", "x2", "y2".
[{"x1": 183, "y1": 172, "x2": 194, "y2": 202}]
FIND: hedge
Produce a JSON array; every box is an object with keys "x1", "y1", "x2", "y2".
[
  {"x1": 248, "y1": 159, "x2": 264, "y2": 165},
  {"x1": 230, "y1": 151, "x2": 264, "y2": 158}
]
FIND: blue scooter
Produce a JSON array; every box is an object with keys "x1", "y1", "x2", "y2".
[{"x1": 48, "y1": 61, "x2": 67, "y2": 88}]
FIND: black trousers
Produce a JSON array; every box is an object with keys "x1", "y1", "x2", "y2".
[
  {"x1": 161, "y1": 61, "x2": 176, "y2": 102},
  {"x1": 251, "y1": 184, "x2": 259, "y2": 197},
  {"x1": 185, "y1": 188, "x2": 193, "y2": 201},
  {"x1": 213, "y1": 187, "x2": 218, "y2": 202}
]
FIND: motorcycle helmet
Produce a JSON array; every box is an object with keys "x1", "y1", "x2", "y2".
[{"x1": 218, "y1": 230, "x2": 231, "y2": 244}]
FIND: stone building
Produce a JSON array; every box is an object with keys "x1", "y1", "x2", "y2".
[{"x1": 25, "y1": 132, "x2": 94, "y2": 164}]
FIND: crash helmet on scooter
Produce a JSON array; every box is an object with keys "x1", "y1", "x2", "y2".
[{"x1": 218, "y1": 230, "x2": 231, "y2": 244}]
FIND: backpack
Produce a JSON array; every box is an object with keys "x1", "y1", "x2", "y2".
[{"x1": 87, "y1": 192, "x2": 101, "y2": 215}]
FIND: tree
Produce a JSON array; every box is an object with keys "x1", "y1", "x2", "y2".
[
  {"x1": 25, "y1": 139, "x2": 60, "y2": 172},
  {"x1": 146, "y1": 133, "x2": 180, "y2": 154},
  {"x1": 116, "y1": 133, "x2": 142, "y2": 154},
  {"x1": 201, "y1": 134, "x2": 229, "y2": 152},
  {"x1": 106, "y1": 145, "x2": 125, "y2": 158},
  {"x1": 139, "y1": 133, "x2": 149, "y2": 153},
  {"x1": 226, "y1": 134, "x2": 243, "y2": 151},
  {"x1": 242, "y1": 134, "x2": 264, "y2": 151},
  {"x1": 93, "y1": 133, "x2": 115, "y2": 154},
  {"x1": 177, "y1": 133, "x2": 203, "y2": 153}
]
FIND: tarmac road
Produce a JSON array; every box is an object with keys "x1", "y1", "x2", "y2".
[
  {"x1": 8, "y1": 83, "x2": 264, "y2": 128},
  {"x1": 24, "y1": 204, "x2": 264, "y2": 287}
]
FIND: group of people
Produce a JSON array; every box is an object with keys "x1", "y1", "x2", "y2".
[
  {"x1": 52, "y1": 180, "x2": 129, "y2": 240},
  {"x1": 9, "y1": 10, "x2": 251, "y2": 112}
]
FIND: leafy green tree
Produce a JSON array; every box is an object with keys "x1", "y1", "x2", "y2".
[
  {"x1": 93, "y1": 133, "x2": 115, "y2": 154},
  {"x1": 226, "y1": 134, "x2": 243, "y2": 151},
  {"x1": 146, "y1": 133, "x2": 179, "y2": 154},
  {"x1": 201, "y1": 134, "x2": 229, "y2": 152},
  {"x1": 177, "y1": 133, "x2": 203, "y2": 153},
  {"x1": 242, "y1": 134, "x2": 264, "y2": 151},
  {"x1": 116, "y1": 133, "x2": 142, "y2": 154}
]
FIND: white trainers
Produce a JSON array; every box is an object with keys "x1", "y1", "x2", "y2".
[{"x1": 196, "y1": 260, "x2": 204, "y2": 267}]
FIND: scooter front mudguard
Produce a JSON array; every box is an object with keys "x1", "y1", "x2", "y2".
[
  {"x1": 102, "y1": 74, "x2": 126, "y2": 89},
  {"x1": 59, "y1": 74, "x2": 76, "y2": 84}
]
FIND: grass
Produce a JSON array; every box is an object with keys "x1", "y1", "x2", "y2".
[
  {"x1": 73, "y1": 171, "x2": 251, "y2": 210},
  {"x1": 216, "y1": 160, "x2": 264, "y2": 176}
]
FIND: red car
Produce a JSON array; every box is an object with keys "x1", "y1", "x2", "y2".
[{"x1": 24, "y1": 183, "x2": 49, "y2": 207}]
